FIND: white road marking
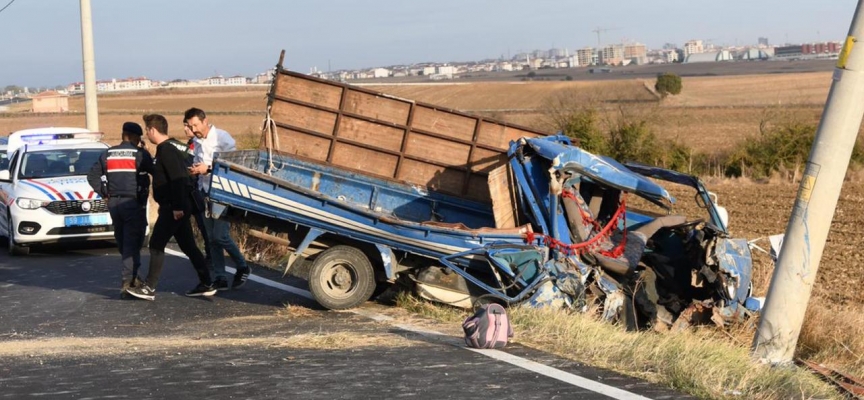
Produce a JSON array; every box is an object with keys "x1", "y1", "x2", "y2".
[{"x1": 163, "y1": 248, "x2": 652, "y2": 400}]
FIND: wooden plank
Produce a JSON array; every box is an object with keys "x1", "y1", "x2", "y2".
[
  {"x1": 274, "y1": 73, "x2": 342, "y2": 109},
  {"x1": 396, "y1": 159, "x2": 465, "y2": 196},
  {"x1": 276, "y1": 128, "x2": 331, "y2": 161},
  {"x1": 338, "y1": 116, "x2": 405, "y2": 152},
  {"x1": 469, "y1": 147, "x2": 508, "y2": 173},
  {"x1": 331, "y1": 142, "x2": 399, "y2": 178},
  {"x1": 466, "y1": 174, "x2": 492, "y2": 204},
  {"x1": 404, "y1": 133, "x2": 471, "y2": 167},
  {"x1": 412, "y1": 106, "x2": 477, "y2": 142},
  {"x1": 343, "y1": 89, "x2": 411, "y2": 125},
  {"x1": 271, "y1": 100, "x2": 337, "y2": 136},
  {"x1": 487, "y1": 165, "x2": 515, "y2": 228},
  {"x1": 476, "y1": 123, "x2": 544, "y2": 150}
]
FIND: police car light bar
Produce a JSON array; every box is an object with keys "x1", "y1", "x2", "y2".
[{"x1": 20, "y1": 132, "x2": 103, "y2": 144}]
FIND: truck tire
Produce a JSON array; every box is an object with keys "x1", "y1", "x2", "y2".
[
  {"x1": 7, "y1": 216, "x2": 29, "y2": 256},
  {"x1": 308, "y1": 245, "x2": 376, "y2": 310}
]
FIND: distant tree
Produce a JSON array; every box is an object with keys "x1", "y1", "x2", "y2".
[
  {"x1": 527, "y1": 71, "x2": 536, "y2": 78},
  {"x1": 655, "y1": 73, "x2": 682, "y2": 97},
  {"x1": 3, "y1": 85, "x2": 22, "y2": 94},
  {"x1": 564, "y1": 75, "x2": 573, "y2": 81}
]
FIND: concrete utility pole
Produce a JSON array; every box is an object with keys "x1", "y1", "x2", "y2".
[
  {"x1": 79, "y1": 0, "x2": 99, "y2": 132},
  {"x1": 752, "y1": 0, "x2": 864, "y2": 364}
]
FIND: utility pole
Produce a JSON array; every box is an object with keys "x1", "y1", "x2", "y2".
[
  {"x1": 79, "y1": 0, "x2": 99, "y2": 132},
  {"x1": 752, "y1": 0, "x2": 864, "y2": 364}
]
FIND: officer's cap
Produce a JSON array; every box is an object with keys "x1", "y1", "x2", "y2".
[{"x1": 122, "y1": 122, "x2": 144, "y2": 136}]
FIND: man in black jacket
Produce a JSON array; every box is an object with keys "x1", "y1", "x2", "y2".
[
  {"x1": 126, "y1": 114, "x2": 215, "y2": 300},
  {"x1": 87, "y1": 122, "x2": 152, "y2": 297}
]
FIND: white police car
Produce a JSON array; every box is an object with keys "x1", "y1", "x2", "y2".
[{"x1": 0, "y1": 128, "x2": 114, "y2": 255}]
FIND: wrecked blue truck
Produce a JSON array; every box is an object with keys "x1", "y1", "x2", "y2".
[
  {"x1": 208, "y1": 133, "x2": 752, "y2": 329},
  {"x1": 206, "y1": 65, "x2": 752, "y2": 329}
]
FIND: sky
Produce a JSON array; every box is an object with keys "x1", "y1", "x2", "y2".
[{"x1": 0, "y1": 0, "x2": 857, "y2": 88}]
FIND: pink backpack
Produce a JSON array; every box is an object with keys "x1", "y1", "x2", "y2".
[{"x1": 462, "y1": 303, "x2": 513, "y2": 349}]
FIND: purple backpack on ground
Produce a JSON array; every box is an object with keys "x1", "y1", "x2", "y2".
[{"x1": 462, "y1": 303, "x2": 513, "y2": 349}]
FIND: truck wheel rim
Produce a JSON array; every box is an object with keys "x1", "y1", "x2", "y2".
[{"x1": 319, "y1": 261, "x2": 357, "y2": 299}]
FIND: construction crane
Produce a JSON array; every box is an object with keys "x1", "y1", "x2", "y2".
[{"x1": 592, "y1": 27, "x2": 620, "y2": 47}]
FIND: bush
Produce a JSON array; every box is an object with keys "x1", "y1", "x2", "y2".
[
  {"x1": 723, "y1": 121, "x2": 864, "y2": 178},
  {"x1": 655, "y1": 73, "x2": 683, "y2": 97}
]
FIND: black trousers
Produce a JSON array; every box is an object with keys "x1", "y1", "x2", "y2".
[
  {"x1": 107, "y1": 197, "x2": 146, "y2": 286},
  {"x1": 145, "y1": 205, "x2": 211, "y2": 289}
]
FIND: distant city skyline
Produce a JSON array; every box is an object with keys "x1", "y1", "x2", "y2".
[{"x1": 0, "y1": 0, "x2": 855, "y2": 88}]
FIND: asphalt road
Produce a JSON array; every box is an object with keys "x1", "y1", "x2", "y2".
[{"x1": 0, "y1": 241, "x2": 694, "y2": 400}]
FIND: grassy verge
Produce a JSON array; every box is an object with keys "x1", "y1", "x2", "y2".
[{"x1": 396, "y1": 293, "x2": 840, "y2": 400}]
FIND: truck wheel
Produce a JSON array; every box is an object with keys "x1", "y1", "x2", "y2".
[
  {"x1": 309, "y1": 245, "x2": 376, "y2": 310},
  {"x1": 7, "y1": 216, "x2": 29, "y2": 256}
]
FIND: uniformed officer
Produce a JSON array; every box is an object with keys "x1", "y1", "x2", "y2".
[{"x1": 87, "y1": 122, "x2": 153, "y2": 296}]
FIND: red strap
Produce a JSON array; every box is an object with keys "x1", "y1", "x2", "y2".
[{"x1": 524, "y1": 192, "x2": 628, "y2": 258}]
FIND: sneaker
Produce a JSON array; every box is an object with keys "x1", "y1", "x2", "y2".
[
  {"x1": 185, "y1": 283, "x2": 217, "y2": 297},
  {"x1": 213, "y1": 278, "x2": 230, "y2": 291},
  {"x1": 126, "y1": 284, "x2": 156, "y2": 301},
  {"x1": 232, "y1": 267, "x2": 251, "y2": 289}
]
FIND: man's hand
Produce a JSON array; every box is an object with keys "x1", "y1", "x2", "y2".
[
  {"x1": 189, "y1": 163, "x2": 208, "y2": 176},
  {"x1": 173, "y1": 210, "x2": 184, "y2": 220}
]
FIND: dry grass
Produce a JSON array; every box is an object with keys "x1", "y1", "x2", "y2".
[{"x1": 397, "y1": 293, "x2": 839, "y2": 400}]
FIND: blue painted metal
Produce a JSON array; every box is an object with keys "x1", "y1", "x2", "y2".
[
  {"x1": 438, "y1": 246, "x2": 549, "y2": 303},
  {"x1": 209, "y1": 151, "x2": 528, "y2": 267},
  {"x1": 523, "y1": 136, "x2": 673, "y2": 205},
  {"x1": 715, "y1": 238, "x2": 754, "y2": 309}
]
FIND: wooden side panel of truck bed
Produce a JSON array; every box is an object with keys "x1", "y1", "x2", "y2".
[{"x1": 262, "y1": 69, "x2": 550, "y2": 203}]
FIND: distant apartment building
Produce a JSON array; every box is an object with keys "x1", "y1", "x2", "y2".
[
  {"x1": 623, "y1": 43, "x2": 647, "y2": 65},
  {"x1": 225, "y1": 75, "x2": 247, "y2": 85},
  {"x1": 600, "y1": 44, "x2": 625, "y2": 66},
  {"x1": 421, "y1": 66, "x2": 436, "y2": 76},
  {"x1": 684, "y1": 40, "x2": 704, "y2": 56},
  {"x1": 371, "y1": 68, "x2": 390, "y2": 78},
  {"x1": 802, "y1": 42, "x2": 841, "y2": 54},
  {"x1": 576, "y1": 47, "x2": 595, "y2": 67},
  {"x1": 437, "y1": 65, "x2": 456, "y2": 76},
  {"x1": 66, "y1": 82, "x2": 84, "y2": 93},
  {"x1": 207, "y1": 76, "x2": 225, "y2": 85}
]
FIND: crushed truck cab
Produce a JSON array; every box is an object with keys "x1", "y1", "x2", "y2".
[{"x1": 0, "y1": 128, "x2": 113, "y2": 255}]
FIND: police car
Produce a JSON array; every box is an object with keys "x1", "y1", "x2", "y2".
[{"x1": 0, "y1": 128, "x2": 114, "y2": 255}]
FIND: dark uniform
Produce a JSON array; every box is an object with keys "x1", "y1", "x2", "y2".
[
  {"x1": 142, "y1": 137, "x2": 212, "y2": 293},
  {"x1": 87, "y1": 123, "x2": 152, "y2": 294}
]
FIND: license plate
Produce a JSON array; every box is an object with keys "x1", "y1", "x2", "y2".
[{"x1": 64, "y1": 214, "x2": 109, "y2": 227}]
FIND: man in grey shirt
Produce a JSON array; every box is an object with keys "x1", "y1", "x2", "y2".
[{"x1": 185, "y1": 107, "x2": 251, "y2": 290}]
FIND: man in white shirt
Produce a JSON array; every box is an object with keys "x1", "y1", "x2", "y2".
[{"x1": 185, "y1": 107, "x2": 251, "y2": 290}]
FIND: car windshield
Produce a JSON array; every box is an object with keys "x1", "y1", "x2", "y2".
[{"x1": 18, "y1": 149, "x2": 104, "y2": 179}]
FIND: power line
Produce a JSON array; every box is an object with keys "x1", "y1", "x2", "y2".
[{"x1": 0, "y1": 0, "x2": 17, "y2": 15}]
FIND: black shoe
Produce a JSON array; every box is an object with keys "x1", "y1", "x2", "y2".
[
  {"x1": 185, "y1": 283, "x2": 217, "y2": 297},
  {"x1": 126, "y1": 284, "x2": 156, "y2": 301},
  {"x1": 232, "y1": 267, "x2": 251, "y2": 289},
  {"x1": 213, "y1": 278, "x2": 230, "y2": 291}
]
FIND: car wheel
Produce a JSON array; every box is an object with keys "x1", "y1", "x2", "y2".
[
  {"x1": 7, "y1": 215, "x2": 29, "y2": 256},
  {"x1": 308, "y1": 245, "x2": 376, "y2": 310}
]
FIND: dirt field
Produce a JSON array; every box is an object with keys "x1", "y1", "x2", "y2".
[{"x1": 1, "y1": 71, "x2": 861, "y2": 307}]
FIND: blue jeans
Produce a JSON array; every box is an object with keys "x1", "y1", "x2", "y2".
[{"x1": 203, "y1": 216, "x2": 247, "y2": 282}]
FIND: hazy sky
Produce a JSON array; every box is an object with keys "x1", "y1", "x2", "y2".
[{"x1": 0, "y1": 0, "x2": 857, "y2": 88}]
